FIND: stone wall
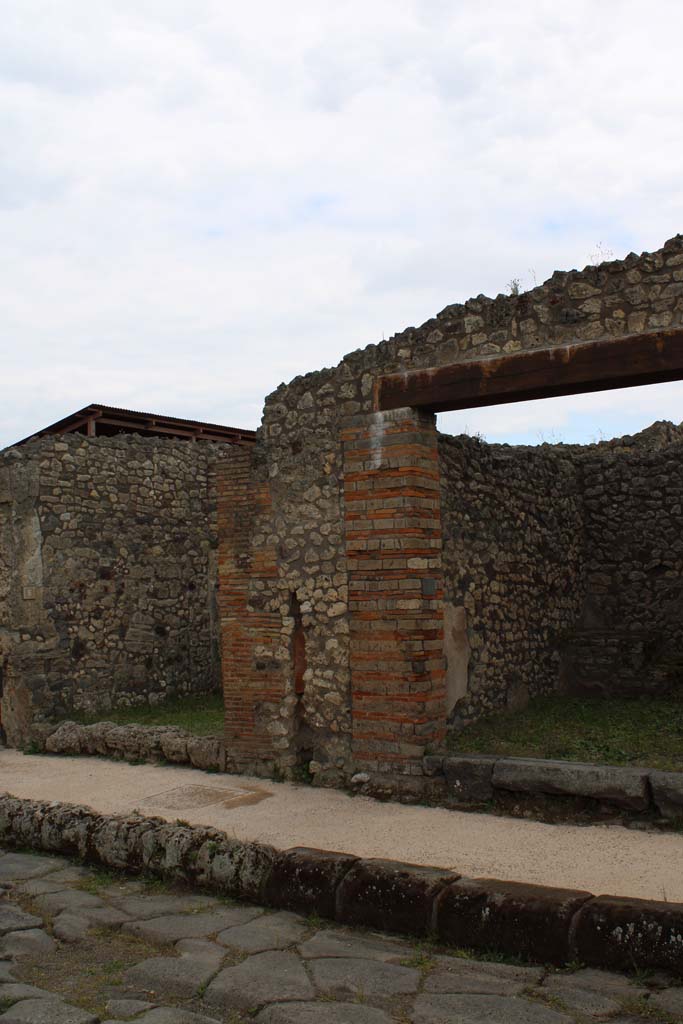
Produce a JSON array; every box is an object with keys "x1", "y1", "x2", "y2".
[
  {"x1": 438, "y1": 435, "x2": 584, "y2": 727},
  {"x1": 224, "y1": 233, "x2": 683, "y2": 779},
  {"x1": 566, "y1": 423, "x2": 683, "y2": 696},
  {"x1": 0, "y1": 433, "x2": 232, "y2": 745}
]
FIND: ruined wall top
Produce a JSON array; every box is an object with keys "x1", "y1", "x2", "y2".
[{"x1": 264, "y1": 234, "x2": 683, "y2": 427}]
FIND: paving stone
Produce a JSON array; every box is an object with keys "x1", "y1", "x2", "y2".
[
  {"x1": 257, "y1": 1003, "x2": 394, "y2": 1024},
  {"x1": 551, "y1": 968, "x2": 644, "y2": 998},
  {"x1": 0, "y1": 908, "x2": 42, "y2": 937},
  {"x1": 42, "y1": 867, "x2": 93, "y2": 885},
  {"x1": 542, "y1": 973, "x2": 630, "y2": 1015},
  {"x1": 310, "y1": 957, "x2": 420, "y2": 999},
  {"x1": 650, "y1": 987, "x2": 683, "y2": 1015},
  {"x1": 71, "y1": 906, "x2": 131, "y2": 929},
  {"x1": 52, "y1": 912, "x2": 91, "y2": 943},
  {"x1": 105, "y1": 998, "x2": 156, "y2": 1016},
  {"x1": 123, "y1": 908, "x2": 262, "y2": 944},
  {"x1": 0, "y1": 998, "x2": 98, "y2": 1023},
  {"x1": 0, "y1": 929, "x2": 56, "y2": 957},
  {"x1": 175, "y1": 939, "x2": 225, "y2": 964},
  {"x1": 0, "y1": 854, "x2": 66, "y2": 883},
  {"x1": 99, "y1": 881, "x2": 147, "y2": 899},
  {"x1": 134, "y1": 1009, "x2": 223, "y2": 1023},
  {"x1": 0, "y1": 964, "x2": 15, "y2": 983},
  {"x1": 412, "y1": 993, "x2": 573, "y2": 1023},
  {"x1": 33, "y1": 890, "x2": 106, "y2": 915},
  {"x1": 426, "y1": 957, "x2": 543, "y2": 995},
  {"x1": 299, "y1": 930, "x2": 407, "y2": 962},
  {"x1": 14, "y1": 879, "x2": 73, "y2": 897},
  {"x1": 217, "y1": 911, "x2": 309, "y2": 953},
  {"x1": 204, "y1": 950, "x2": 314, "y2": 1012},
  {"x1": 124, "y1": 956, "x2": 217, "y2": 999},
  {"x1": 112, "y1": 895, "x2": 221, "y2": 920},
  {"x1": 0, "y1": 983, "x2": 56, "y2": 1003}
]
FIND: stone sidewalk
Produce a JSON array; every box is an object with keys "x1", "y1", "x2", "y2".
[
  {"x1": 4, "y1": 748, "x2": 683, "y2": 902},
  {"x1": 1, "y1": 848, "x2": 682, "y2": 1024}
]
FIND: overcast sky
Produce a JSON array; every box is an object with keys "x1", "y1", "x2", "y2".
[{"x1": 2, "y1": 0, "x2": 682, "y2": 450}]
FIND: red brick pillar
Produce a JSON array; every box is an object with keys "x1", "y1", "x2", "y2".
[
  {"x1": 216, "y1": 447, "x2": 286, "y2": 773},
  {"x1": 342, "y1": 408, "x2": 446, "y2": 773}
]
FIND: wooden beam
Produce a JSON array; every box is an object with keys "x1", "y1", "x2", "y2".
[{"x1": 376, "y1": 329, "x2": 683, "y2": 413}]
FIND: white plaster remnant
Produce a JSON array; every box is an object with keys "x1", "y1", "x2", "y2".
[{"x1": 444, "y1": 603, "x2": 470, "y2": 714}]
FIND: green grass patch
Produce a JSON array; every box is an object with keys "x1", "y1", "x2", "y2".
[
  {"x1": 448, "y1": 694, "x2": 683, "y2": 771},
  {"x1": 71, "y1": 692, "x2": 224, "y2": 736}
]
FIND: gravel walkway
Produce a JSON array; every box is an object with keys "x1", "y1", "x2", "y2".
[
  {"x1": 1, "y1": 848, "x2": 681, "y2": 1024},
  {"x1": 3, "y1": 748, "x2": 683, "y2": 901}
]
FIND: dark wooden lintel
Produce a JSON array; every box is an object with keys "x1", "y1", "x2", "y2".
[{"x1": 376, "y1": 329, "x2": 683, "y2": 413}]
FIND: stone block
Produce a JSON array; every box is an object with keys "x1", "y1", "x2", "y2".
[
  {"x1": 186, "y1": 736, "x2": 223, "y2": 772},
  {"x1": 335, "y1": 858, "x2": 454, "y2": 936},
  {"x1": 421, "y1": 755, "x2": 443, "y2": 777},
  {"x1": 443, "y1": 755, "x2": 498, "y2": 801},
  {"x1": 435, "y1": 877, "x2": 592, "y2": 965},
  {"x1": 650, "y1": 770, "x2": 683, "y2": 819},
  {"x1": 262, "y1": 847, "x2": 358, "y2": 919},
  {"x1": 45, "y1": 722, "x2": 87, "y2": 756},
  {"x1": 572, "y1": 895, "x2": 683, "y2": 974},
  {"x1": 492, "y1": 758, "x2": 650, "y2": 810}
]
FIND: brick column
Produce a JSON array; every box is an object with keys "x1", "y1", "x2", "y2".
[
  {"x1": 342, "y1": 408, "x2": 446, "y2": 773},
  {"x1": 216, "y1": 447, "x2": 285, "y2": 773}
]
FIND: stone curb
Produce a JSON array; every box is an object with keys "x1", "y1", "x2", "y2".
[
  {"x1": 2, "y1": 793, "x2": 683, "y2": 974},
  {"x1": 32, "y1": 721, "x2": 224, "y2": 773},
  {"x1": 428, "y1": 754, "x2": 683, "y2": 819}
]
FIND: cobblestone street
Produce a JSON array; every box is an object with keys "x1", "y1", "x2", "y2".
[{"x1": 1, "y1": 848, "x2": 682, "y2": 1023}]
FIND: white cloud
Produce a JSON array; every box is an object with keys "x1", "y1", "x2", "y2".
[{"x1": 1, "y1": 0, "x2": 683, "y2": 447}]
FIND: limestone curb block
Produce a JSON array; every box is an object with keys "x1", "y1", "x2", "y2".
[
  {"x1": 443, "y1": 755, "x2": 499, "y2": 802},
  {"x1": 649, "y1": 770, "x2": 683, "y2": 819},
  {"x1": 435, "y1": 877, "x2": 593, "y2": 966},
  {"x1": 572, "y1": 894, "x2": 683, "y2": 973},
  {"x1": 41, "y1": 721, "x2": 224, "y2": 772},
  {"x1": 335, "y1": 859, "x2": 455, "y2": 936},
  {"x1": 3, "y1": 793, "x2": 683, "y2": 972},
  {"x1": 263, "y1": 847, "x2": 359, "y2": 919},
  {"x1": 491, "y1": 758, "x2": 650, "y2": 810}
]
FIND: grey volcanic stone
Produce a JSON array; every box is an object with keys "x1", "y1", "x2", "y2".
[
  {"x1": 0, "y1": 907, "x2": 42, "y2": 936},
  {"x1": 123, "y1": 907, "x2": 261, "y2": 943},
  {"x1": 650, "y1": 770, "x2": 683, "y2": 819},
  {"x1": 217, "y1": 911, "x2": 308, "y2": 953},
  {"x1": 257, "y1": 1004, "x2": 394, "y2": 1024},
  {"x1": 14, "y1": 879, "x2": 71, "y2": 897},
  {"x1": 204, "y1": 950, "x2": 314, "y2": 1011},
  {"x1": 426, "y1": 957, "x2": 542, "y2": 995},
  {"x1": 52, "y1": 912, "x2": 90, "y2": 942},
  {"x1": 135, "y1": 1010, "x2": 223, "y2": 1024},
  {"x1": 299, "y1": 931, "x2": 405, "y2": 962},
  {"x1": 124, "y1": 956, "x2": 216, "y2": 998},
  {"x1": 0, "y1": 929, "x2": 56, "y2": 957},
  {"x1": 443, "y1": 756, "x2": 498, "y2": 802},
  {"x1": 105, "y1": 999, "x2": 156, "y2": 1017},
  {"x1": 0, "y1": 982, "x2": 55, "y2": 1002},
  {"x1": 0, "y1": 854, "x2": 66, "y2": 882},
  {"x1": 175, "y1": 939, "x2": 225, "y2": 964},
  {"x1": 0, "y1": 998, "x2": 98, "y2": 1023},
  {"x1": 0, "y1": 963, "x2": 16, "y2": 982},
  {"x1": 650, "y1": 988, "x2": 683, "y2": 1015},
  {"x1": 540, "y1": 979, "x2": 622, "y2": 1017},
  {"x1": 34, "y1": 890, "x2": 105, "y2": 915},
  {"x1": 310, "y1": 958, "x2": 419, "y2": 999},
  {"x1": 492, "y1": 758, "x2": 650, "y2": 810},
  {"x1": 113, "y1": 895, "x2": 219, "y2": 920},
  {"x1": 412, "y1": 993, "x2": 573, "y2": 1023}
]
